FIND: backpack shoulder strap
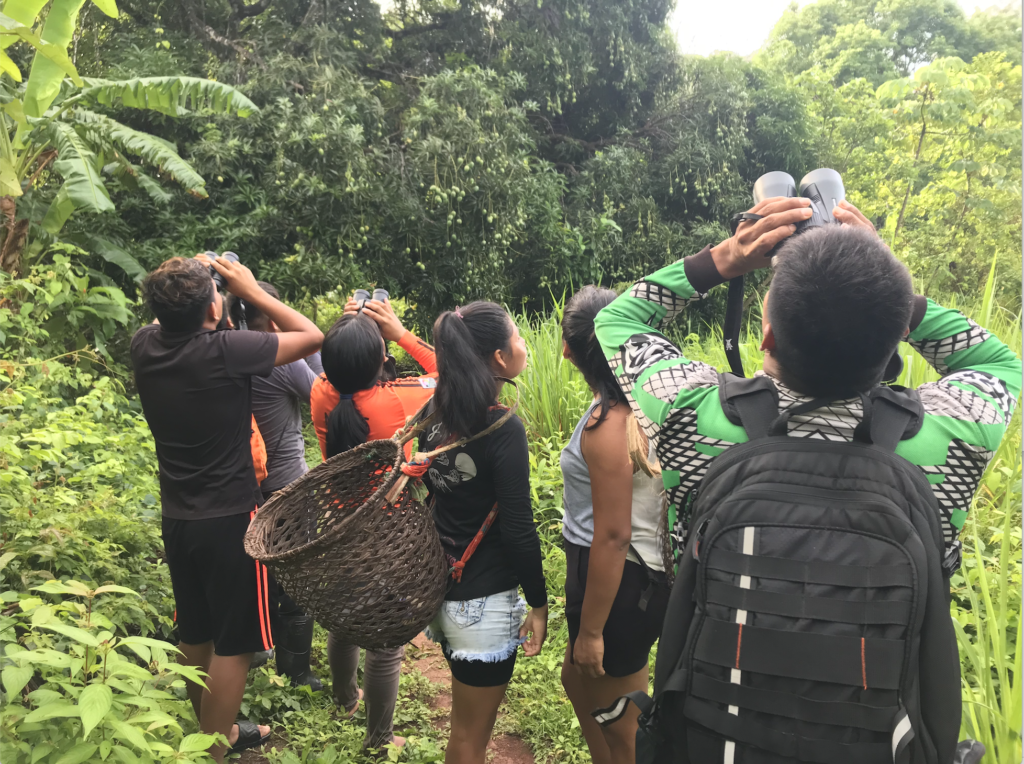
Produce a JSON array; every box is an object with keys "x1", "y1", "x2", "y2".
[
  {"x1": 854, "y1": 387, "x2": 924, "y2": 452},
  {"x1": 718, "y1": 372, "x2": 779, "y2": 441}
]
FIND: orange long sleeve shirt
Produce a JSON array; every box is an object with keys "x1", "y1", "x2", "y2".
[{"x1": 310, "y1": 330, "x2": 438, "y2": 461}]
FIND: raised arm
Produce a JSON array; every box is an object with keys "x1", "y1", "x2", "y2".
[
  {"x1": 209, "y1": 257, "x2": 323, "y2": 366},
  {"x1": 592, "y1": 249, "x2": 726, "y2": 442},
  {"x1": 396, "y1": 331, "x2": 437, "y2": 375},
  {"x1": 343, "y1": 297, "x2": 437, "y2": 374},
  {"x1": 909, "y1": 298, "x2": 1021, "y2": 399},
  {"x1": 900, "y1": 298, "x2": 1021, "y2": 545},
  {"x1": 594, "y1": 197, "x2": 812, "y2": 441}
]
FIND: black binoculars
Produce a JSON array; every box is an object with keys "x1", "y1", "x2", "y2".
[
  {"x1": 204, "y1": 251, "x2": 240, "y2": 290},
  {"x1": 354, "y1": 288, "x2": 389, "y2": 305}
]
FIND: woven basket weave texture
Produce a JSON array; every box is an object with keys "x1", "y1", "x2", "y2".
[{"x1": 244, "y1": 439, "x2": 447, "y2": 649}]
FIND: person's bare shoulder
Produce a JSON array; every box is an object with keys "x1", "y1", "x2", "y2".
[{"x1": 580, "y1": 402, "x2": 630, "y2": 470}]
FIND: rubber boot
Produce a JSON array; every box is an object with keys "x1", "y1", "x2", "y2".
[
  {"x1": 274, "y1": 614, "x2": 323, "y2": 691},
  {"x1": 250, "y1": 649, "x2": 274, "y2": 670}
]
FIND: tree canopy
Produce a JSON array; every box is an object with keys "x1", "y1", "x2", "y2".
[{"x1": 3, "y1": 0, "x2": 1018, "y2": 322}]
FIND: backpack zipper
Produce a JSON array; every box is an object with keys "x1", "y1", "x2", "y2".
[
  {"x1": 694, "y1": 437, "x2": 945, "y2": 551},
  {"x1": 699, "y1": 437, "x2": 938, "y2": 507}
]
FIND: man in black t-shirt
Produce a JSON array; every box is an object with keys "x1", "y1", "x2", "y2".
[{"x1": 131, "y1": 255, "x2": 322, "y2": 761}]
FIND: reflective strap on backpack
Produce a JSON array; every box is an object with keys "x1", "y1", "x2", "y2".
[
  {"x1": 891, "y1": 706, "x2": 914, "y2": 763},
  {"x1": 592, "y1": 690, "x2": 654, "y2": 727}
]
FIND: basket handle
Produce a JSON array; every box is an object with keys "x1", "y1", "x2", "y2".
[
  {"x1": 384, "y1": 379, "x2": 519, "y2": 504},
  {"x1": 394, "y1": 378, "x2": 519, "y2": 456}
]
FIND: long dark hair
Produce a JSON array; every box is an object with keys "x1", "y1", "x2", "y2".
[
  {"x1": 321, "y1": 314, "x2": 384, "y2": 457},
  {"x1": 433, "y1": 301, "x2": 513, "y2": 438},
  {"x1": 563, "y1": 286, "x2": 659, "y2": 476},
  {"x1": 562, "y1": 286, "x2": 626, "y2": 429}
]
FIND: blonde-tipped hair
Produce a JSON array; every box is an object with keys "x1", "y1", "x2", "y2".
[{"x1": 627, "y1": 410, "x2": 660, "y2": 477}]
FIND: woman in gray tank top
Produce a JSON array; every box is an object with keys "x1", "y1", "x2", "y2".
[{"x1": 559, "y1": 287, "x2": 670, "y2": 764}]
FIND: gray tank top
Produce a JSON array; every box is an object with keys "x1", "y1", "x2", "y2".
[{"x1": 560, "y1": 400, "x2": 664, "y2": 571}]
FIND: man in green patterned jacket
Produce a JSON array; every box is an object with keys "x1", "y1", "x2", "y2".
[{"x1": 594, "y1": 196, "x2": 1021, "y2": 568}]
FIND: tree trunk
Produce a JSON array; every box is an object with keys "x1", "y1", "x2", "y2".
[
  {"x1": 892, "y1": 100, "x2": 928, "y2": 246},
  {"x1": 0, "y1": 196, "x2": 29, "y2": 275}
]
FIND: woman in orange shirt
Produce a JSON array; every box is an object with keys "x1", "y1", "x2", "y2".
[
  {"x1": 308, "y1": 296, "x2": 436, "y2": 753},
  {"x1": 310, "y1": 300, "x2": 437, "y2": 461}
]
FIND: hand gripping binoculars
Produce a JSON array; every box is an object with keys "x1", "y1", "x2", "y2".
[
  {"x1": 731, "y1": 168, "x2": 847, "y2": 257},
  {"x1": 723, "y1": 169, "x2": 902, "y2": 384},
  {"x1": 724, "y1": 169, "x2": 846, "y2": 378},
  {"x1": 204, "y1": 251, "x2": 240, "y2": 290}
]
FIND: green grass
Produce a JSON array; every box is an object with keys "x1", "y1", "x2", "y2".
[
  {"x1": 511, "y1": 302, "x2": 594, "y2": 443},
  {"x1": 953, "y1": 410, "x2": 1022, "y2": 762}
]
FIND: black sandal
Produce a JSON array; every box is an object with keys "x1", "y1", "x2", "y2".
[{"x1": 229, "y1": 720, "x2": 270, "y2": 753}]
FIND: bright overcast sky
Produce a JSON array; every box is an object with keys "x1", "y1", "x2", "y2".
[{"x1": 670, "y1": 0, "x2": 1001, "y2": 57}]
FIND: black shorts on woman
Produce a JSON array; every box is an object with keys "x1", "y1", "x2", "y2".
[{"x1": 564, "y1": 540, "x2": 670, "y2": 678}]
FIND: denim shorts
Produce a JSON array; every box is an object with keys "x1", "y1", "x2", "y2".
[{"x1": 424, "y1": 588, "x2": 527, "y2": 662}]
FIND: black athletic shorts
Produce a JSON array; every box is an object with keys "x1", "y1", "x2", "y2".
[
  {"x1": 162, "y1": 511, "x2": 274, "y2": 656},
  {"x1": 565, "y1": 540, "x2": 670, "y2": 678}
]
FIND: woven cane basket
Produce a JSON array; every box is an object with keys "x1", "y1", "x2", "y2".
[{"x1": 243, "y1": 438, "x2": 447, "y2": 649}]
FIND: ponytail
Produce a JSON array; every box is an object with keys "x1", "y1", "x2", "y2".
[
  {"x1": 326, "y1": 397, "x2": 370, "y2": 458},
  {"x1": 321, "y1": 313, "x2": 384, "y2": 458},
  {"x1": 433, "y1": 302, "x2": 513, "y2": 438}
]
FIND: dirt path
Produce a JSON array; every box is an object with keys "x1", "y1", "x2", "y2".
[
  {"x1": 240, "y1": 637, "x2": 535, "y2": 764},
  {"x1": 406, "y1": 634, "x2": 535, "y2": 764}
]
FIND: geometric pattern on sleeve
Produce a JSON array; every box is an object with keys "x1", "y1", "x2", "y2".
[
  {"x1": 630, "y1": 280, "x2": 703, "y2": 327},
  {"x1": 909, "y1": 319, "x2": 990, "y2": 374},
  {"x1": 918, "y1": 439, "x2": 993, "y2": 545},
  {"x1": 640, "y1": 362, "x2": 718, "y2": 415},
  {"x1": 918, "y1": 378, "x2": 1005, "y2": 426}
]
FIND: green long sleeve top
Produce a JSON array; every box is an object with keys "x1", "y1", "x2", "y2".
[{"x1": 594, "y1": 247, "x2": 1022, "y2": 564}]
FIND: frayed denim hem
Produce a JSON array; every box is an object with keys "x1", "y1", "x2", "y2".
[
  {"x1": 422, "y1": 629, "x2": 525, "y2": 663},
  {"x1": 423, "y1": 625, "x2": 443, "y2": 646},
  {"x1": 445, "y1": 637, "x2": 525, "y2": 663}
]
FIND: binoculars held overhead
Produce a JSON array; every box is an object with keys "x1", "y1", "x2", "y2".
[
  {"x1": 745, "y1": 168, "x2": 846, "y2": 256},
  {"x1": 723, "y1": 169, "x2": 845, "y2": 378},
  {"x1": 204, "y1": 251, "x2": 240, "y2": 290},
  {"x1": 354, "y1": 288, "x2": 390, "y2": 306}
]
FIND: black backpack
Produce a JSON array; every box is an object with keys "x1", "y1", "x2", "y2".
[{"x1": 595, "y1": 375, "x2": 962, "y2": 764}]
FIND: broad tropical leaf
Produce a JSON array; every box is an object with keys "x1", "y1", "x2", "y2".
[
  {"x1": 135, "y1": 171, "x2": 172, "y2": 203},
  {"x1": 0, "y1": 11, "x2": 80, "y2": 84},
  {"x1": 0, "y1": 155, "x2": 21, "y2": 196},
  {"x1": 66, "y1": 233, "x2": 146, "y2": 279},
  {"x1": 73, "y1": 109, "x2": 207, "y2": 196},
  {"x1": 41, "y1": 184, "x2": 74, "y2": 233},
  {"x1": 0, "y1": 48, "x2": 20, "y2": 81},
  {"x1": 78, "y1": 77, "x2": 259, "y2": 118},
  {"x1": 103, "y1": 158, "x2": 174, "y2": 204},
  {"x1": 0, "y1": 0, "x2": 48, "y2": 46},
  {"x1": 22, "y1": 0, "x2": 86, "y2": 117},
  {"x1": 48, "y1": 122, "x2": 114, "y2": 214},
  {"x1": 4, "y1": 98, "x2": 26, "y2": 127},
  {"x1": 88, "y1": 0, "x2": 118, "y2": 18}
]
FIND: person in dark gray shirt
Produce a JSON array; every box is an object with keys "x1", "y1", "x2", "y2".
[
  {"x1": 228, "y1": 282, "x2": 323, "y2": 690},
  {"x1": 251, "y1": 350, "x2": 322, "y2": 493}
]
